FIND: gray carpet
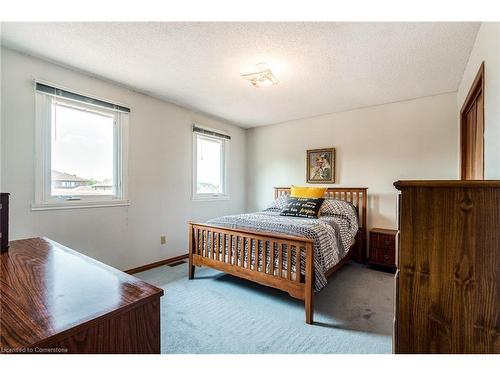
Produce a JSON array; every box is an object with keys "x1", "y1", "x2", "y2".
[{"x1": 135, "y1": 261, "x2": 394, "y2": 354}]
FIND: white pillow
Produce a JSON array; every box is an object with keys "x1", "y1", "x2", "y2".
[
  {"x1": 320, "y1": 199, "x2": 359, "y2": 232},
  {"x1": 264, "y1": 194, "x2": 289, "y2": 212},
  {"x1": 320, "y1": 199, "x2": 356, "y2": 216}
]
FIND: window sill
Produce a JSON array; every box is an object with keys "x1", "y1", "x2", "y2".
[
  {"x1": 31, "y1": 200, "x2": 130, "y2": 211},
  {"x1": 192, "y1": 195, "x2": 230, "y2": 202}
]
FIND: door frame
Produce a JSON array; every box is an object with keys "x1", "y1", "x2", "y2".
[{"x1": 460, "y1": 61, "x2": 485, "y2": 180}]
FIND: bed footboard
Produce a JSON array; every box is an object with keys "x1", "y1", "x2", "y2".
[{"x1": 188, "y1": 222, "x2": 315, "y2": 324}]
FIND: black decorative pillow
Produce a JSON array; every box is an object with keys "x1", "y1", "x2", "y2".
[{"x1": 280, "y1": 197, "x2": 325, "y2": 219}]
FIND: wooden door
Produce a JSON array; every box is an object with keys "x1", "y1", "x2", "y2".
[{"x1": 461, "y1": 62, "x2": 484, "y2": 180}]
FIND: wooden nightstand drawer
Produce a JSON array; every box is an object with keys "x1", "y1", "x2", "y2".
[
  {"x1": 371, "y1": 232, "x2": 395, "y2": 250},
  {"x1": 369, "y1": 228, "x2": 397, "y2": 269},
  {"x1": 371, "y1": 247, "x2": 395, "y2": 266}
]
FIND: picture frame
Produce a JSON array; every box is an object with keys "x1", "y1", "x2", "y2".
[{"x1": 306, "y1": 148, "x2": 336, "y2": 183}]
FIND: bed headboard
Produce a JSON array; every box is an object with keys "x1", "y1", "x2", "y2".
[{"x1": 273, "y1": 187, "x2": 368, "y2": 230}]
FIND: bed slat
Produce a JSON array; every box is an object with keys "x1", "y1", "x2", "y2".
[
  {"x1": 245, "y1": 237, "x2": 248, "y2": 268},
  {"x1": 278, "y1": 243, "x2": 284, "y2": 278},
  {"x1": 270, "y1": 241, "x2": 275, "y2": 276},
  {"x1": 203, "y1": 230, "x2": 208, "y2": 257},
  {"x1": 214, "y1": 232, "x2": 219, "y2": 261},
  {"x1": 262, "y1": 240, "x2": 267, "y2": 273},
  {"x1": 287, "y1": 243, "x2": 292, "y2": 280}
]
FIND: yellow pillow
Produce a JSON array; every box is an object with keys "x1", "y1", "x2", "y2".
[{"x1": 290, "y1": 185, "x2": 327, "y2": 199}]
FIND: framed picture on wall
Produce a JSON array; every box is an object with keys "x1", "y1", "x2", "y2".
[{"x1": 306, "y1": 148, "x2": 335, "y2": 183}]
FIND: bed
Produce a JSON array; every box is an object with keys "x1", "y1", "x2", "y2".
[{"x1": 187, "y1": 187, "x2": 367, "y2": 324}]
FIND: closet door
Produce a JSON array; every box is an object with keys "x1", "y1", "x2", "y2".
[{"x1": 461, "y1": 63, "x2": 484, "y2": 180}]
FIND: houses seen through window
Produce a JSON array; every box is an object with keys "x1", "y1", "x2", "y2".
[{"x1": 51, "y1": 103, "x2": 115, "y2": 197}]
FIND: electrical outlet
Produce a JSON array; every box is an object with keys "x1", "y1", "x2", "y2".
[{"x1": 160, "y1": 235, "x2": 166, "y2": 245}]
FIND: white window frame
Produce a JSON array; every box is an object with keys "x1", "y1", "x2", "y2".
[
  {"x1": 33, "y1": 85, "x2": 129, "y2": 210},
  {"x1": 192, "y1": 128, "x2": 229, "y2": 201}
]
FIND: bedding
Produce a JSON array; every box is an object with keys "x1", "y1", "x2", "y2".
[
  {"x1": 290, "y1": 185, "x2": 327, "y2": 198},
  {"x1": 320, "y1": 198, "x2": 358, "y2": 218},
  {"x1": 266, "y1": 194, "x2": 358, "y2": 220},
  {"x1": 280, "y1": 197, "x2": 324, "y2": 218},
  {"x1": 206, "y1": 203, "x2": 359, "y2": 292},
  {"x1": 265, "y1": 194, "x2": 289, "y2": 211}
]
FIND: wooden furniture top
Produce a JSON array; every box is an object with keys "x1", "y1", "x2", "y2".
[
  {"x1": 394, "y1": 180, "x2": 500, "y2": 189},
  {"x1": 0, "y1": 237, "x2": 164, "y2": 349},
  {"x1": 370, "y1": 228, "x2": 398, "y2": 235}
]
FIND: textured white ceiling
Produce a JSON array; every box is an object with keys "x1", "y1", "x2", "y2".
[{"x1": 1, "y1": 22, "x2": 479, "y2": 127}]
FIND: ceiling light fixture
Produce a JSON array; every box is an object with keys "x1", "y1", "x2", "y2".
[{"x1": 241, "y1": 62, "x2": 278, "y2": 88}]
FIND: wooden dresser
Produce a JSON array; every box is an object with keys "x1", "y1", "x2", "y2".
[
  {"x1": 393, "y1": 180, "x2": 499, "y2": 354},
  {"x1": 0, "y1": 237, "x2": 164, "y2": 353}
]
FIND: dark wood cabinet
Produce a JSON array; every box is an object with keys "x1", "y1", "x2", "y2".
[
  {"x1": 1, "y1": 237, "x2": 164, "y2": 353},
  {"x1": 0, "y1": 193, "x2": 9, "y2": 252},
  {"x1": 369, "y1": 228, "x2": 397, "y2": 270},
  {"x1": 393, "y1": 180, "x2": 500, "y2": 354}
]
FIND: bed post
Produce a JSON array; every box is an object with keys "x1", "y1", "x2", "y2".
[
  {"x1": 305, "y1": 242, "x2": 314, "y2": 324},
  {"x1": 361, "y1": 188, "x2": 368, "y2": 262},
  {"x1": 188, "y1": 223, "x2": 195, "y2": 280}
]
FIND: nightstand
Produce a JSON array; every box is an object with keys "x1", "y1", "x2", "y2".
[{"x1": 369, "y1": 228, "x2": 397, "y2": 271}]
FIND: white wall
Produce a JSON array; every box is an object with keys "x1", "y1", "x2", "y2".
[
  {"x1": 247, "y1": 93, "x2": 458, "y2": 229},
  {"x1": 457, "y1": 22, "x2": 500, "y2": 179},
  {"x1": 0, "y1": 44, "x2": 466, "y2": 268},
  {"x1": 0, "y1": 48, "x2": 246, "y2": 270}
]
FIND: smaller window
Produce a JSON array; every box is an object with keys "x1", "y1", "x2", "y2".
[{"x1": 192, "y1": 126, "x2": 229, "y2": 200}]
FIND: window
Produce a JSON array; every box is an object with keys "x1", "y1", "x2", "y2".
[
  {"x1": 34, "y1": 82, "x2": 129, "y2": 210},
  {"x1": 192, "y1": 125, "x2": 229, "y2": 200}
]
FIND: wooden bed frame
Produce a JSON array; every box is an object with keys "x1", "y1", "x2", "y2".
[{"x1": 188, "y1": 187, "x2": 367, "y2": 324}]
